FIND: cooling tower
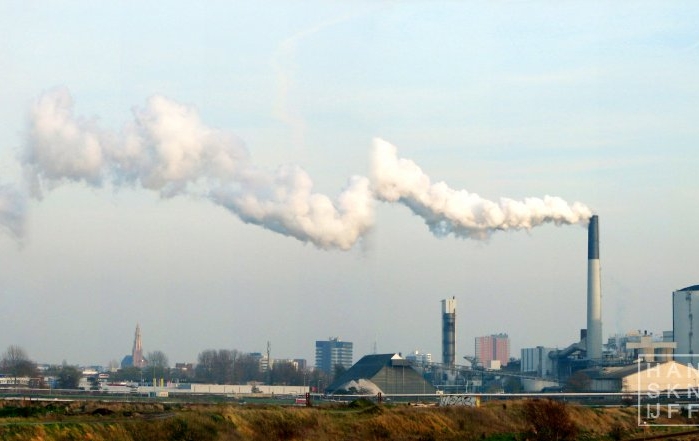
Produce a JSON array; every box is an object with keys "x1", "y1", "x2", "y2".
[{"x1": 586, "y1": 215, "x2": 602, "y2": 359}]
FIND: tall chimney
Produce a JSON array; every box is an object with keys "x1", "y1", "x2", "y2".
[
  {"x1": 442, "y1": 297, "x2": 456, "y2": 367},
  {"x1": 586, "y1": 215, "x2": 602, "y2": 359}
]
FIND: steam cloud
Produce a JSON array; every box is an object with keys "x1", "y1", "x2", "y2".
[
  {"x1": 371, "y1": 138, "x2": 592, "y2": 239},
  {"x1": 9, "y1": 88, "x2": 592, "y2": 248},
  {"x1": 0, "y1": 185, "x2": 26, "y2": 238},
  {"x1": 23, "y1": 87, "x2": 374, "y2": 250}
]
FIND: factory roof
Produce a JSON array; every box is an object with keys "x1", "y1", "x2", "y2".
[
  {"x1": 582, "y1": 360, "x2": 695, "y2": 380},
  {"x1": 678, "y1": 285, "x2": 699, "y2": 292},
  {"x1": 326, "y1": 353, "x2": 436, "y2": 395},
  {"x1": 331, "y1": 354, "x2": 397, "y2": 385},
  {"x1": 581, "y1": 363, "x2": 645, "y2": 380}
]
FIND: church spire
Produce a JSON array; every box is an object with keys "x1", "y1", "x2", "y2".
[{"x1": 132, "y1": 324, "x2": 146, "y2": 368}]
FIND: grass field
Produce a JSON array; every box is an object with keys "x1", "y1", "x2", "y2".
[{"x1": 0, "y1": 398, "x2": 692, "y2": 440}]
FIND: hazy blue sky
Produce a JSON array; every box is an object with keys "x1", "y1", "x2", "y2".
[{"x1": 1, "y1": 1, "x2": 698, "y2": 367}]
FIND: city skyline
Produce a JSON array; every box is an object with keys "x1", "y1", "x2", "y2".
[{"x1": 1, "y1": 2, "x2": 698, "y2": 366}]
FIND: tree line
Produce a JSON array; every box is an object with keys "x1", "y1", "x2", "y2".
[{"x1": 1, "y1": 345, "x2": 333, "y2": 390}]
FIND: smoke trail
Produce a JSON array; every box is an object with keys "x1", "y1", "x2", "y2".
[
  {"x1": 370, "y1": 138, "x2": 592, "y2": 239},
  {"x1": 23, "y1": 88, "x2": 250, "y2": 198},
  {"x1": 23, "y1": 87, "x2": 374, "y2": 249},
  {"x1": 0, "y1": 184, "x2": 26, "y2": 239},
  {"x1": 23, "y1": 87, "x2": 105, "y2": 196},
  {"x1": 20, "y1": 88, "x2": 590, "y2": 248},
  {"x1": 211, "y1": 169, "x2": 372, "y2": 250}
]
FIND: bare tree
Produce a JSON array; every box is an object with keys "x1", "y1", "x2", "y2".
[
  {"x1": 195, "y1": 349, "x2": 232, "y2": 384},
  {"x1": 147, "y1": 350, "x2": 169, "y2": 368},
  {"x1": 146, "y1": 350, "x2": 170, "y2": 382},
  {"x1": 196, "y1": 349, "x2": 217, "y2": 383},
  {"x1": 215, "y1": 350, "x2": 235, "y2": 384},
  {"x1": 234, "y1": 352, "x2": 263, "y2": 384},
  {"x1": 195, "y1": 349, "x2": 254, "y2": 384},
  {"x1": 271, "y1": 361, "x2": 306, "y2": 386},
  {"x1": 0, "y1": 345, "x2": 36, "y2": 385}
]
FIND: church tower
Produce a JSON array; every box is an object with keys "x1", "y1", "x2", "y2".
[{"x1": 132, "y1": 324, "x2": 147, "y2": 368}]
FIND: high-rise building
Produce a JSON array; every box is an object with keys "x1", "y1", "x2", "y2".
[
  {"x1": 315, "y1": 337, "x2": 353, "y2": 374},
  {"x1": 475, "y1": 333, "x2": 510, "y2": 368},
  {"x1": 293, "y1": 359, "x2": 307, "y2": 371}
]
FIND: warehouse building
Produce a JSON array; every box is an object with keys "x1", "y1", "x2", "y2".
[{"x1": 326, "y1": 353, "x2": 436, "y2": 395}]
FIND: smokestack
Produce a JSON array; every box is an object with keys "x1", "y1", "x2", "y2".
[
  {"x1": 586, "y1": 215, "x2": 602, "y2": 359},
  {"x1": 442, "y1": 297, "x2": 456, "y2": 367}
]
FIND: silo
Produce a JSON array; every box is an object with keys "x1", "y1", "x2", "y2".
[{"x1": 442, "y1": 297, "x2": 456, "y2": 367}]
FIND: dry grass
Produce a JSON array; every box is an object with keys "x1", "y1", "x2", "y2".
[{"x1": 0, "y1": 398, "x2": 673, "y2": 441}]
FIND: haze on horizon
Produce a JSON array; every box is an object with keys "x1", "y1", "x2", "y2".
[{"x1": 1, "y1": 1, "x2": 698, "y2": 367}]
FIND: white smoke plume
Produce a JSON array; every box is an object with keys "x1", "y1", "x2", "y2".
[
  {"x1": 17, "y1": 88, "x2": 591, "y2": 247},
  {"x1": 370, "y1": 138, "x2": 592, "y2": 239},
  {"x1": 23, "y1": 88, "x2": 250, "y2": 197},
  {"x1": 22, "y1": 87, "x2": 374, "y2": 249},
  {"x1": 0, "y1": 184, "x2": 26, "y2": 239},
  {"x1": 24, "y1": 87, "x2": 106, "y2": 194},
  {"x1": 211, "y1": 169, "x2": 372, "y2": 251}
]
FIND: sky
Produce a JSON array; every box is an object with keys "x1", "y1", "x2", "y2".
[{"x1": 1, "y1": 1, "x2": 698, "y2": 367}]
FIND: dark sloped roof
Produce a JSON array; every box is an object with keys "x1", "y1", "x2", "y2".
[
  {"x1": 678, "y1": 285, "x2": 699, "y2": 292},
  {"x1": 326, "y1": 353, "x2": 436, "y2": 395},
  {"x1": 327, "y1": 354, "x2": 396, "y2": 392}
]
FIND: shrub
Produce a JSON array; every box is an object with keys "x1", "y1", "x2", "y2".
[{"x1": 522, "y1": 399, "x2": 578, "y2": 441}]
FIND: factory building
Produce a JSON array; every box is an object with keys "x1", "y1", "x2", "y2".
[
  {"x1": 579, "y1": 361, "x2": 699, "y2": 393},
  {"x1": 673, "y1": 285, "x2": 699, "y2": 364},
  {"x1": 315, "y1": 337, "x2": 353, "y2": 375},
  {"x1": 605, "y1": 331, "x2": 675, "y2": 362},
  {"x1": 521, "y1": 347, "x2": 556, "y2": 378},
  {"x1": 405, "y1": 351, "x2": 432, "y2": 366},
  {"x1": 326, "y1": 353, "x2": 437, "y2": 395}
]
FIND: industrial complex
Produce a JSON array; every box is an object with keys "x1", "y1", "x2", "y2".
[
  {"x1": 4, "y1": 214, "x2": 697, "y2": 399},
  {"x1": 319, "y1": 214, "x2": 698, "y2": 397}
]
